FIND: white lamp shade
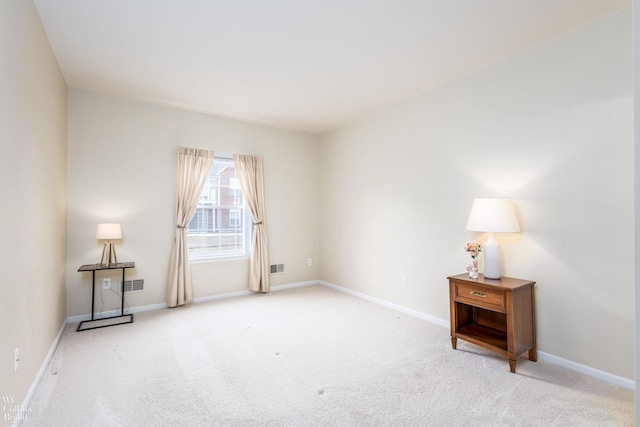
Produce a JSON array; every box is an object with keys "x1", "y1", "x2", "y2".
[
  {"x1": 96, "y1": 223, "x2": 123, "y2": 240},
  {"x1": 465, "y1": 198, "x2": 520, "y2": 233}
]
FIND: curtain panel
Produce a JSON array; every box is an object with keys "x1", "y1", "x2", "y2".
[
  {"x1": 233, "y1": 154, "x2": 270, "y2": 293},
  {"x1": 167, "y1": 147, "x2": 214, "y2": 307}
]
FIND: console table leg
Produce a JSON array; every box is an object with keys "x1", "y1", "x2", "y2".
[
  {"x1": 451, "y1": 337, "x2": 457, "y2": 349},
  {"x1": 121, "y1": 267, "x2": 126, "y2": 316},
  {"x1": 509, "y1": 359, "x2": 516, "y2": 373},
  {"x1": 528, "y1": 348, "x2": 537, "y2": 362},
  {"x1": 91, "y1": 270, "x2": 96, "y2": 321}
]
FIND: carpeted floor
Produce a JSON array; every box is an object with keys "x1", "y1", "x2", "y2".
[{"x1": 24, "y1": 285, "x2": 633, "y2": 426}]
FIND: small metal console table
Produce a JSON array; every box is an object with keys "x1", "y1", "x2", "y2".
[{"x1": 77, "y1": 262, "x2": 135, "y2": 331}]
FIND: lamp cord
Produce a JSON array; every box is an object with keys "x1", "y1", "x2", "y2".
[{"x1": 108, "y1": 281, "x2": 130, "y2": 315}]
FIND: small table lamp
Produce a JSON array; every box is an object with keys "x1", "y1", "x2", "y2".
[
  {"x1": 96, "y1": 223, "x2": 122, "y2": 266},
  {"x1": 465, "y1": 198, "x2": 520, "y2": 279}
]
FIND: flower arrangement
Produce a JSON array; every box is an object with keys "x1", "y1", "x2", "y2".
[
  {"x1": 465, "y1": 242, "x2": 483, "y2": 278},
  {"x1": 464, "y1": 242, "x2": 483, "y2": 259}
]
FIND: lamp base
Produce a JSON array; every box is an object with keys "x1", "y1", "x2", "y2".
[
  {"x1": 483, "y1": 234, "x2": 502, "y2": 279},
  {"x1": 100, "y1": 242, "x2": 118, "y2": 266}
]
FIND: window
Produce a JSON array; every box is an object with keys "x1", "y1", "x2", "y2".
[
  {"x1": 229, "y1": 209, "x2": 241, "y2": 227},
  {"x1": 229, "y1": 177, "x2": 241, "y2": 197},
  {"x1": 188, "y1": 157, "x2": 251, "y2": 260}
]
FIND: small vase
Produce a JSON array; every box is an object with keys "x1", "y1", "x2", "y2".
[{"x1": 467, "y1": 259, "x2": 479, "y2": 279}]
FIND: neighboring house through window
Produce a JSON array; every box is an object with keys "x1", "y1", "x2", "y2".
[{"x1": 187, "y1": 156, "x2": 251, "y2": 260}]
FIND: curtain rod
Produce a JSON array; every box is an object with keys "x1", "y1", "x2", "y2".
[{"x1": 215, "y1": 152, "x2": 233, "y2": 160}]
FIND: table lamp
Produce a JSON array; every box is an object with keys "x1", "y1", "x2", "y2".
[
  {"x1": 465, "y1": 198, "x2": 520, "y2": 279},
  {"x1": 96, "y1": 223, "x2": 122, "y2": 266}
]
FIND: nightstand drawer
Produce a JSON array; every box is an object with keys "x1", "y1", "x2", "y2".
[{"x1": 454, "y1": 282, "x2": 505, "y2": 311}]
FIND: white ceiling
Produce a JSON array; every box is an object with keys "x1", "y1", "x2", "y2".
[{"x1": 33, "y1": 0, "x2": 629, "y2": 135}]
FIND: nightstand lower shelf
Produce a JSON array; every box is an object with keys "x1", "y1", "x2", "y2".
[{"x1": 455, "y1": 324, "x2": 508, "y2": 352}]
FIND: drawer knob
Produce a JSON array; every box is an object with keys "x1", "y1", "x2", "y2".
[{"x1": 470, "y1": 291, "x2": 487, "y2": 298}]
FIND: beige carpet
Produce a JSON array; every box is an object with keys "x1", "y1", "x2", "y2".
[{"x1": 24, "y1": 285, "x2": 633, "y2": 426}]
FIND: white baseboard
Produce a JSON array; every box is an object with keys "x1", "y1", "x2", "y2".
[
  {"x1": 67, "y1": 280, "x2": 320, "y2": 324},
  {"x1": 66, "y1": 301, "x2": 167, "y2": 324},
  {"x1": 193, "y1": 280, "x2": 318, "y2": 303},
  {"x1": 537, "y1": 351, "x2": 634, "y2": 390},
  {"x1": 14, "y1": 319, "x2": 67, "y2": 427},
  {"x1": 318, "y1": 280, "x2": 635, "y2": 391},
  {"x1": 318, "y1": 280, "x2": 450, "y2": 328},
  {"x1": 271, "y1": 280, "x2": 319, "y2": 291},
  {"x1": 193, "y1": 289, "x2": 253, "y2": 303}
]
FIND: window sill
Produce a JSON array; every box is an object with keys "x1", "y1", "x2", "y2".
[{"x1": 189, "y1": 255, "x2": 250, "y2": 264}]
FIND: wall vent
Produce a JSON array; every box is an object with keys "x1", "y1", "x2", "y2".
[
  {"x1": 120, "y1": 279, "x2": 144, "y2": 292},
  {"x1": 270, "y1": 264, "x2": 284, "y2": 275}
]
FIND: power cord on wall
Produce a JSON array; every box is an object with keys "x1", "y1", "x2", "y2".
[{"x1": 107, "y1": 281, "x2": 130, "y2": 315}]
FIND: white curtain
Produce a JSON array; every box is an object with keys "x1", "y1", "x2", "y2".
[
  {"x1": 167, "y1": 147, "x2": 214, "y2": 307},
  {"x1": 233, "y1": 154, "x2": 270, "y2": 293}
]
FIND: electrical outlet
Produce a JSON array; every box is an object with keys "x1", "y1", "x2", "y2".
[
  {"x1": 103, "y1": 278, "x2": 111, "y2": 289},
  {"x1": 13, "y1": 348, "x2": 19, "y2": 372},
  {"x1": 307, "y1": 258, "x2": 313, "y2": 266},
  {"x1": 402, "y1": 275, "x2": 407, "y2": 286}
]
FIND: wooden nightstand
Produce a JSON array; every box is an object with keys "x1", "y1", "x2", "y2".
[{"x1": 448, "y1": 273, "x2": 536, "y2": 373}]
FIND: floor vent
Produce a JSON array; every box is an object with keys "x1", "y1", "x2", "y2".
[
  {"x1": 270, "y1": 264, "x2": 284, "y2": 275},
  {"x1": 121, "y1": 279, "x2": 144, "y2": 292}
]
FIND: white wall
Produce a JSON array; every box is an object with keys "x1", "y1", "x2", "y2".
[
  {"x1": 319, "y1": 9, "x2": 634, "y2": 379},
  {"x1": 0, "y1": 1, "x2": 68, "y2": 424},
  {"x1": 67, "y1": 89, "x2": 320, "y2": 316}
]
